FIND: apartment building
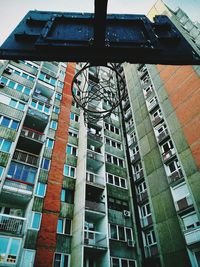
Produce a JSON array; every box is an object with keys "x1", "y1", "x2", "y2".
[{"x1": 0, "y1": 2, "x2": 199, "y2": 267}]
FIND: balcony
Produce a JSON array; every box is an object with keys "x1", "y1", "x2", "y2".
[
  {"x1": 134, "y1": 170, "x2": 144, "y2": 182},
  {"x1": 21, "y1": 126, "x2": 45, "y2": 143},
  {"x1": 162, "y1": 148, "x2": 176, "y2": 163},
  {"x1": 84, "y1": 230, "x2": 107, "y2": 249},
  {"x1": 3, "y1": 178, "x2": 33, "y2": 195},
  {"x1": 87, "y1": 131, "x2": 103, "y2": 143},
  {"x1": 128, "y1": 137, "x2": 137, "y2": 148},
  {"x1": 184, "y1": 228, "x2": 200, "y2": 245},
  {"x1": 141, "y1": 215, "x2": 153, "y2": 228},
  {"x1": 175, "y1": 195, "x2": 193, "y2": 212},
  {"x1": 85, "y1": 200, "x2": 105, "y2": 213},
  {"x1": 152, "y1": 115, "x2": 163, "y2": 127},
  {"x1": 157, "y1": 129, "x2": 169, "y2": 144},
  {"x1": 131, "y1": 152, "x2": 140, "y2": 164},
  {"x1": 137, "y1": 190, "x2": 148, "y2": 203},
  {"x1": 148, "y1": 99, "x2": 158, "y2": 112},
  {"x1": 87, "y1": 150, "x2": 104, "y2": 172},
  {"x1": 144, "y1": 89, "x2": 153, "y2": 99},
  {"x1": 167, "y1": 169, "x2": 184, "y2": 184},
  {"x1": 86, "y1": 172, "x2": 105, "y2": 188},
  {"x1": 13, "y1": 150, "x2": 39, "y2": 167},
  {"x1": 124, "y1": 109, "x2": 132, "y2": 121},
  {"x1": 0, "y1": 213, "x2": 26, "y2": 236},
  {"x1": 32, "y1": 92, "x2": 52, "y2": 105}
]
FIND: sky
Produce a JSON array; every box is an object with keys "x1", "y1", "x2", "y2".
[{"x1": 0, "y1": 0, "x2": 199, "y2": 46}]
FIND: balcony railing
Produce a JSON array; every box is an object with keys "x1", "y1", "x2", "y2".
[
  {"x1": 85, "y1": 200, "x2": 105, "y2": 213},
  {"x1": 175, "y1": 195, "x2": 193, "y2": 212},
  {"x1": 152, "y1": 115, "x2": 163, "y2": 127},
  {"x1": 87, "y1": 150, "x2": 104, "y2": 162},
  {"x1": 128, "y1": 137, "x2": 137, "y2": 148},
  {"x1": 21, "y1": 126, "x2": 45, "y2": 142},
  {"x1": 3, "y1": 178, "x2": 33, "y2": 195},
  {"x1": 134, "y1": 170, "x2": 144, "y2": 181},
  {"x1": 131, "y1": 152, "x2": 140, "y2": 163},
  {"x1": 86, "y1": 172, "x2": 105, "y2": 187},
  {"x1": 184, "y1": 228, "x2": 200, "y2": 245},
  {"x1": 0, "y1": 213, "x2": 26, "y2": 235},
  {"x1": 33, "y1": 93, "x2": 51, "y2": 104},
  {"x1": 87, "y1": 132, "x2": 103, "y2": 143},
  {"x1": 148, "y1": 99, "x2": 158, "y2": 111},
  {"x1": 157, "y1": 129, "x2": 169, "y2": 143},
  {"x1": 162, "y1": 148, "x2": 176, "y2": 163},
  {"x1": 167, "y1": 169, "x2": 183, "y2": 184},
  {"x1": 84, "y1": 230, "x2": 107, "y2": 248},
  {"x1": 13, "y1": 150, "x2": 39, "y2": 166}
]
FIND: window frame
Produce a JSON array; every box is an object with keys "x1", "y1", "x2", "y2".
[{"x1": 30, "y1": 212, "x2": 42, "y2": 230}]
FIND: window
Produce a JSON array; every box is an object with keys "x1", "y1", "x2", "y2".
[
  {"x1": 38, "y1": 72, "x2": 56, "y2": 86},
  {"x1": 167, "y1": 159, "x2": 181, "y2": 175},
  {"x1": 9, "y1": 99, "x2": 25, "y2": 111},
  {"x1": 50, "y1": 120, "x2": 58, "y2": 130},
  {"x1": 152, "y1": 108, "x2": 162, "y2": 119},
  {"x1": 53, "y1": 106, "x2": 60, "y2": 114},
  {"x1": 109, "y1": 224, "x2": 133, "y2": 242},
  {"x1": 161, "y1": 140, "x2": 174, "y2": 153},
  {"x1": 70, "y1": 112, "x2": 79, "y2": 122},
  {"x1": 105, "y1": 138, "x2": 122, "y2": 150},
  {"x1": 35, "y1": 182, "x2": 46, "y2": 197},
  {"x1": 61, "y1": 188, "x2": 74, "y2": 204},
  {"x1": 0, "y1": 115, "x2": 19, "y2": 130},
  {"x1": 7, "y1": 162, "x2": 37, "y2": 184},
  {"x1": 137, "y1": 181, "x2": 147, "y2": 194},
  {"x1": 106, "y1": 154, "x2": 124, "y2": 167},
  {"x1": 68, "y1": 129, "x2": 78, "y2": 138},
  {"x1": 0, "y1": 236, "x2": 21, "y2": 264},
  {"x1": 53, "y1": 253, "x2": 70, "y2": 267},
  {"x1": 46, "y1": 138, "x2": 54, "y2": 149},
  {"x1": 140, "y1": 203, "x2": 151, "y2": 218},
  {"x1": 30, "y1": 100, "x2": 50, "y2": 114},
  {"x1": 66, "y1": 145, "x2": 77, "y2": 156},
  {"x1": 106, "y1": 173, "x2": 127, "y2": 189},
  {"x1": 40, "y1": 158, "x2": 51, "y2": 170},
  {"x1": 145, "y1": 230, "x2": 156, "y2": 246},
  {"x1": 0, "y1": 138, "x2": 12, "y2": 152},
  {"x1": 182, "y1": 212, "x2": 200, "y2": 230},
  {"x1": 111, "y1": 257, "x2": 136, "y2": 267},
  {"x1": 63, "y1": 165, "x2": 75, "y2": 178},
  {"x1": 6, "y1": 66, "x2": 35, "y2": 82},
  {"x1": 105, "y1": 123, "x2": 120, "y2": 135},
  {"x1": 57, "y1": 80, "x2": 64, "y2": 88},
  {"x1": 0, "y1": 76, "x2": 31, "y2": 95},
  {"x1": 0, "y1": 166, "x2": 4, "y2": 179},
  {"x1": 57, "y1": 218, "x2": 71, "y2": 235},
  {"x1": 21, "y1": 249, "x2": 35, "y2": 267},
  {"x1": 30, "y1": 212, "x2": 42, "y2": 230},
  {"x1": 55, "y1": 92, "x2": 62, "y2": 100}
]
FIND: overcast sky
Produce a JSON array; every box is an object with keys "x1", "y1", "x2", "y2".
[{"x1": 0, "y1": 0, "x2": 199, "y2": 46}]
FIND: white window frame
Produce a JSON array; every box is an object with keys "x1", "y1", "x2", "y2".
[
  {"x1": 57, "y1": 218, "x2": 72, "y2": 235},
  {"x1": 35, "y1": 182, "x2": 47, "y2": 198},
  {"x1": 53, "y1": 253, "x2": 70, "y2": 267},
  {"x1": 66, "y1": 144, "x2": 78, "y2": 156},
  {"x1": 0, "y1": 138, "x2": 12, "y2": 153},
  {"x1": 30, "y1": 212, "x2": 42, "y2": 230},
  {"x1": 46, "y1": 138, "x2": 54, "y2": 149},
  {"x1": 104, "y1": 123, "x2": 120, "y2": 135},
  {"x1": 106, "y1": 173, "x2": 127, "y2": 189},
  {"x1": 106, "y1": 154, "x2": 124, "y2": 168},
  {"x1": 30, "y1": 99, "x2": 50, "y2": 114},
  {"x1": 9, "y1": 98, "x2": 26, "y2": 111},
  {"x1": 50, "y1": 120, "x2": 58, "y2": 130},
  {"x1": 105, "y1": 138, "x2": 122, "y2": 150},
  {"x1": 63, "y1": 164, "x2": 76, "y2": 178},
  {"x1": 140, "y1": 203, "x2": 151, "y2": 219},
  {"x1": 109, "y1": 224, "x2": 133, "y2": 242},
  {"x1": 111, "y1": 257, "x2": 137, "y2": 267},
  {"x1": 20, "y1": 249, "x2": 36, "y2": 267},
  {"x1": 0, "y1": 236, "x2": 21, "y2": 265}
]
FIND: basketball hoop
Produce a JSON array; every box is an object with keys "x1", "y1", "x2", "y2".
[{"x1": 71, "y1": 63, "x2": 126, "y2": 124}]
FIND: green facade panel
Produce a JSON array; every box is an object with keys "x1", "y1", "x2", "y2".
[
  {"x1": 56, "y1": 234, "x2": 72, "y2": 254},
  {"x1": 107, "y1": 184, "x2": 129, "y2": 201},
  {"x1": 0, "y1": 103, "x2": 24, "y2": 120},
  {"x1": 24, "y1": 229, "x2": 38, "y2": 249},
  {"x1": 68, "y1": 136, "x2": 78, "y2": 146},
  {"x1": 0, "y1": 86, "x2": 29, "y2": 102},
  {"x1": 62, "y1": 176, "x2": 76, "y2": 190},
  {"x1": 104, "y1": 129, "x2": 122, "y2": 142},
  {"x1": 105, "y1": 144, "x2": 124, "y2": 158},
  {"x1": 32, "y1": 197, "x2": 44, "y2": 212},
  {"x1": 0, "y1": 151, "x2": 10, "y2": 167},
  {"x1": 43, "y1": 147, "x2": 53, "y2": 159},
  {"x1": 105, "y1": 162, "x2": 127, "y2": 178},
  {"x1": 60, "y1": 202, "x2": 74, "y2": 219},
  {"x1": 66, "y1": 155, "x2": 77, "y2": 167},
  {"x1": 109, "y1": 240, "x2": 136, "y2": 259},
  {"x1": 0, "y1": 126, "x2": 17, "y2": 141},
  {"x1": 38, "y1": 169, "x2": 49, "y2": 183}
]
